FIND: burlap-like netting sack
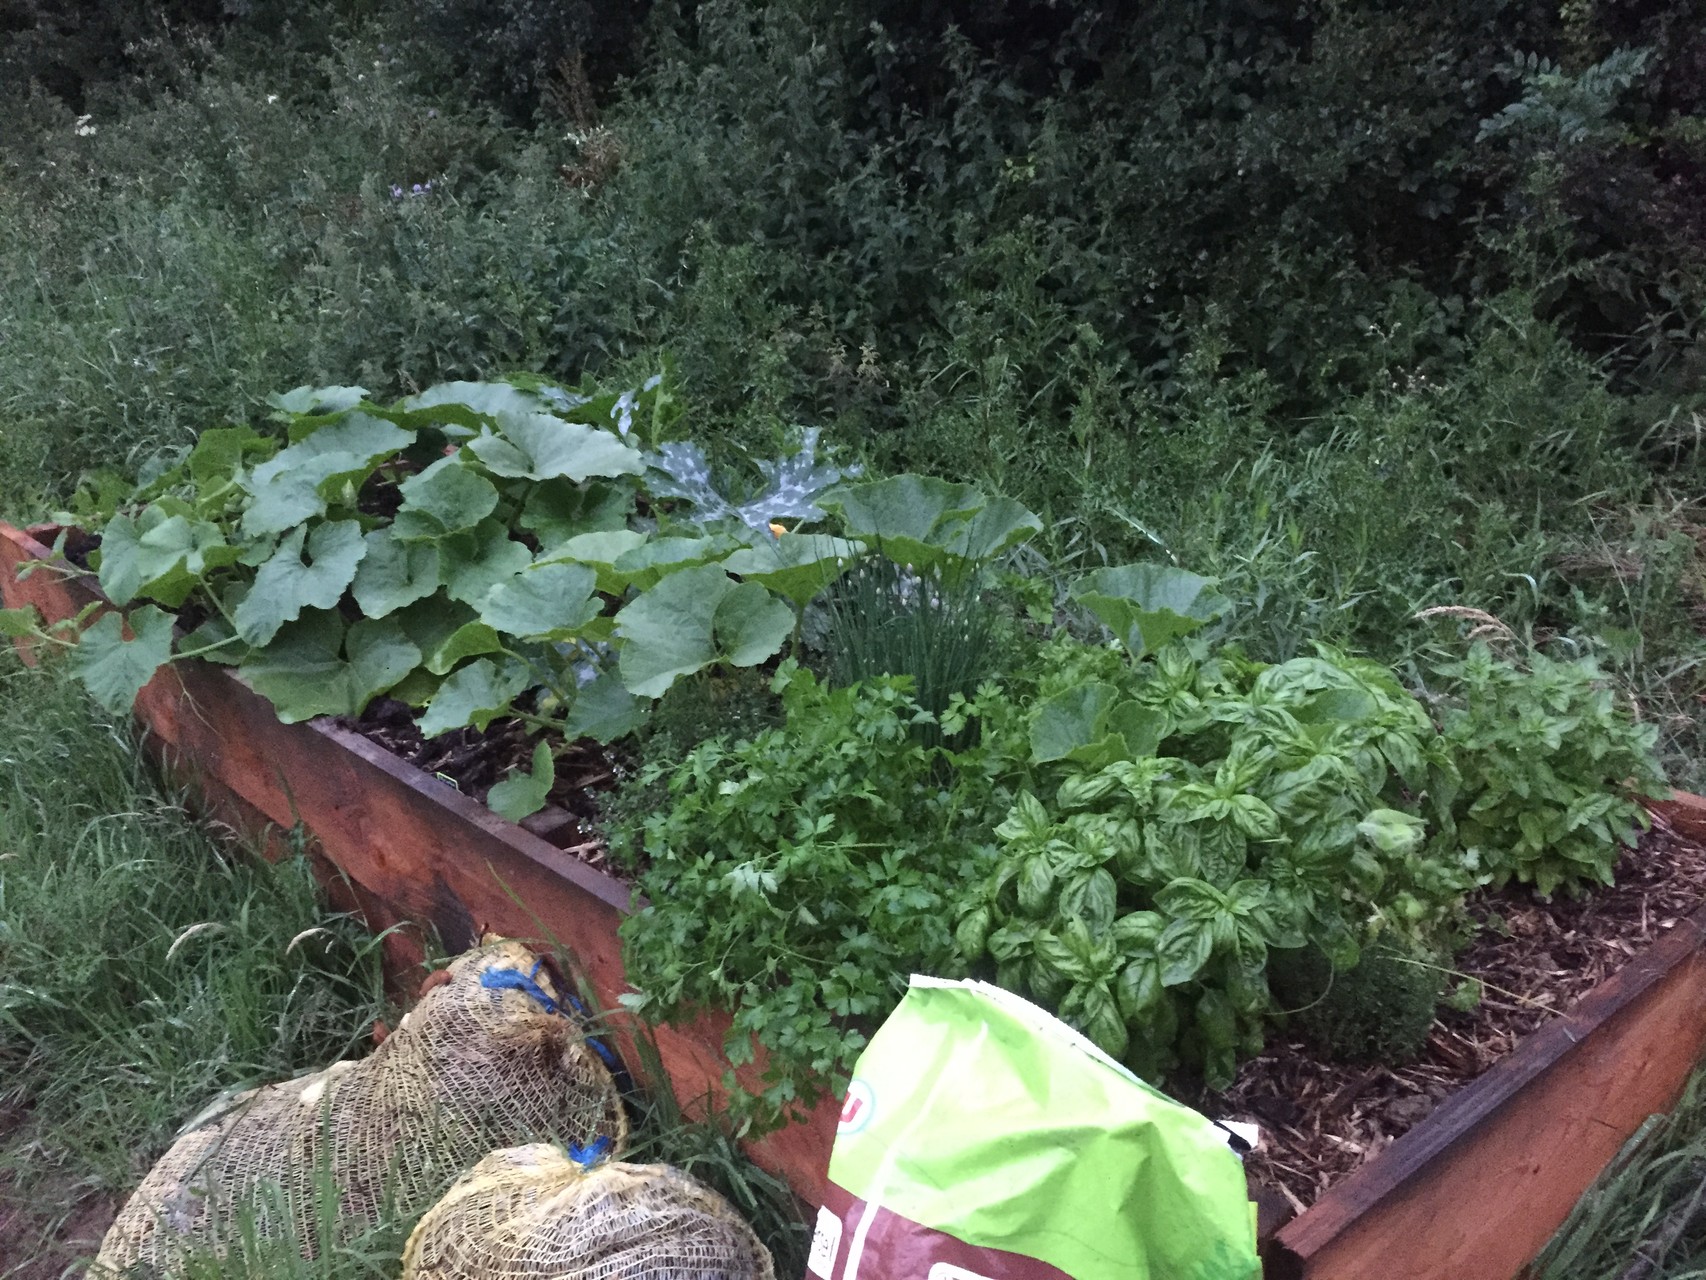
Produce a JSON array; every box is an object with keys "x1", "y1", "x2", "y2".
[
  {"x1": 400, "y1": 1144, "x2": 776, "y2": 1280},
  {"x1": 91, "y1": 940, "x2": 628, "y2": 1277}
]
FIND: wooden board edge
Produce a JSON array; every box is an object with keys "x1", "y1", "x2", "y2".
[
  {"x1": 1276, "y1": 898, "x2": 1706, "y2": 1262},
  {"x1": 1653, "y1": 792, "x2": 1706, "y2": 845},
  {"x1": 308, "y1": 717, "x2": 636, "y2": 913}
]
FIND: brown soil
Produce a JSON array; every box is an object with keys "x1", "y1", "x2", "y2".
[
  {"x1": 1218, "y1": 819, "x2": 1706, "y2": 1217},
  {"x1": 336, "y1": 697, "x2": 623, "y2": 875},
  {"x1": 0, "y1": 1107, "x2": 119, "y2": 1280}
]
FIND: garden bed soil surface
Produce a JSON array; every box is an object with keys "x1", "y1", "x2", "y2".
[
  {"x1": 1224, "y1": 819, "x2": 1706, "y2": 1217},
  {"x1": 337, "y1": 698, "x2": 624, "y2": 875},
  {"x1": 0, "y1": 1105, "x2": 121, "y2": 1280}
]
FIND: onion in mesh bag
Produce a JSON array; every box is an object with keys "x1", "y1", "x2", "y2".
[
  {"x1": 401, "y1": 1144, "x2": 776, "y2": 1280},
  {"x1": 91, "y1": 941, "x2": 627, "y2": 1276}
]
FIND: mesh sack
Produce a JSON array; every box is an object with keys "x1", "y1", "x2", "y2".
[
  {"x1": 400, "y1": 1145, "x2": 776, "y2": 1280},
  {"x1": 92, "y1": 941, "x2": 628, "y2": 1277}
]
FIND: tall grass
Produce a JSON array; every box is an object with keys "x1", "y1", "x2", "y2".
[
  {"x1": 1535, "y1": 1069, "x2": 1706, "y2": 1279},
  {"x1": 0, "y1": 10, "x2": 1699, "y2": 788},
  {"x1": 0, "y1": 655, "x2": 804, "y2": 1276},
  {"x1": 0, "y1": 652, "x2": 391, "y2": 1270}
]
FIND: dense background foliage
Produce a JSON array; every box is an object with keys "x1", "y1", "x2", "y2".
[
  {"x1": 2, "y1": 0, "x2": 1701, "y2": 783},
  {"x1": 2, "y1": 0, "x2": 1700, "y2": 1139}
]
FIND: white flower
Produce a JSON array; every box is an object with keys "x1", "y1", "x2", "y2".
[
  {"x1": 73, "y1": 114, "x2": 96, "y2": 137},
  {"x1": 266, "y1": 93, "x2": 279, "y2": 104}
]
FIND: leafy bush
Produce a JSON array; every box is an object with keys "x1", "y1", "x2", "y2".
[
  {"x1": 1272, "y1": 942, "x2": 1444, "y2": 1066},
  {"x1": 1428, "y1": 642, "x2": 1669, "y2": 898},
  {"x1": 617, "y1": 663, "x2": 1025, "y2": 1129},
  {"x1": 412, "y1": 0, "x2": 648, "y2": 115},
  {"x1": 954, "y1": 629, "x2": 1464, "y2": 1087},
  {"x1": 600, "y1": 666, "x2": 782, "y2": 868}
]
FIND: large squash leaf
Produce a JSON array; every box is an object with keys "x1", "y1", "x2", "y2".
[
  {"x1": 241, "y1": 412, "x2": 414, "y2": 536},
  {"x1": 439, "y1": 520, "x2": 533, "y2": 605},
  {"x1": 234, "y1": 520, "x2": 367, "y2": 646},
  {"x1": 464, "y1": 412, "x2": 643, "y2": 483},
  {"x1": 238, "y1": 612, "x2": 420, "y2": 723},
  {"x1": 817, "y1": 475, "x2": 1040, "y2": 574},
  {"x1": 1069, "y1": 564, "x2": 1230, "y2": 657},
  {"x1": 521, "y1": 478, "x2": 636, "y2": 546},
  {"x1": 350, "y1": 528, "x2": 441, "y2": 618},
  {"x1": 419, "y1": 657, "x2": 532, "y2": 736},
  {"x1": 391, "y1": 455, "x2": 499, "y2": 541},
  {"x1": 477, "y1": 561, "x2": 602, "y2": 640},
  {"x1": 267, "y1": 385, "x2": 369, "y2": 417},
  {"x1": 615, "y1": 563, "x2": 792, "y2": 697},
  {"x1": 97, "y1": 508, "x2": 241, "y2": 607},
  {"x1": 72, "y1": 606, "x2": 176, "y2": 712},
  {"x1": 721, "y1": 534, "x2": 861, "y2": 606},
  {"x1": 535, "y1": 529, "x2": 648, "y2": 595},
  {"x1": 609, "y1": 534, "x2": 738, "y2": 591}
]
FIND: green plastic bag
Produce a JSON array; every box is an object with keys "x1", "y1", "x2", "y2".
[{"x1": 809, "y1": 976, "x2": 1260, "y2": 1280}]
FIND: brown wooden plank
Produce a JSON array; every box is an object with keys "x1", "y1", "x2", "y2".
[
  {"x1": 1654, "y1": 792, "x2": 1706, "y2": 845},
  {"x1": 1275, "y1": 906, "x2": 1706, "y2": 1278},
  {"x1": 0, "y1": 521, "x2": 91, "y2": 662},
  {"x1": 140, "y1": 655, "x2": 839, "y2": 1196}
]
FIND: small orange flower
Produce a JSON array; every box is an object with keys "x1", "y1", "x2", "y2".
[{"x1": 768, "y1": 522, "x2": 788, "y2": 538}]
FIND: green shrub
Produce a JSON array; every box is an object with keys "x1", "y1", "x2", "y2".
[
  {"x1": 954, "y1": 629, "x2": 1466, "y2": 1087},
  {"x1": 617, "y1": 663, "x2": 1026, "y2": 1129},
  {"x1": 600, "y1": 666, "x2": 782, "y2": 869},
  {"x1": 1272, "y1": 943, "x2": 1444, "y2": 1066},
  {"x1": 412, "y1": 0, "x2": 648, "y2": 116},
  {"x1": 1428, "y1": 641, "x2": 1669, "y2": 898}
]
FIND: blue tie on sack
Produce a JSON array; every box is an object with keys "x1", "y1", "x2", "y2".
[
  {"x1": 480, "y1": 960, "x2": 559, "y2": 1013},
  {"x1": 568, "y1": 1134, "x2": 613, "y2": 1167},
  {"x1": 480, "y1": 960, "x2": 622, "y2": 1072}
]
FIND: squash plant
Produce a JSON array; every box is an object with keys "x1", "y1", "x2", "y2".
[{"x1": 10, "y1": 375, "x2": 1048, "y2": 824}]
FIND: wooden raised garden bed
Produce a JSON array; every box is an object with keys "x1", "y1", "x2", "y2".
[{"x1": 5, "y1": 518, "x2": 1706, "y2": 1278}]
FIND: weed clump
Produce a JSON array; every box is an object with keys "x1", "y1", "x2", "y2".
[{"x1": 0, "y1": 653, "x2": 389, "y2": 1195}]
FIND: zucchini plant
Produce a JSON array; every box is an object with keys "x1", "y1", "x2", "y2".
[{"x1": 6, "y1": 375, "x2": 1048, "y2": 823}]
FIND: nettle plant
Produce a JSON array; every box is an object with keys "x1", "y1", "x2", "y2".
[{"x1": 953, "y1": 571, "x2": 1469, "y2": 1088}]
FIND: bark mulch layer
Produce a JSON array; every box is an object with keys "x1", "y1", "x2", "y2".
[
  {"x1": 1217, "y1": 820, "x2": 1706, "y2": 1217},
  {"x1": 336, "y1": 697, "x2": 623, "y2": 875}
]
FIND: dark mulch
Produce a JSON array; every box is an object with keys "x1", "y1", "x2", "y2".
[
  {"x1": 336, "y1": 697, "x2": 622, "y2": 875},
  {"x1": 1218, "y1": 819, "x2": 1706, "y2": 1217}
]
